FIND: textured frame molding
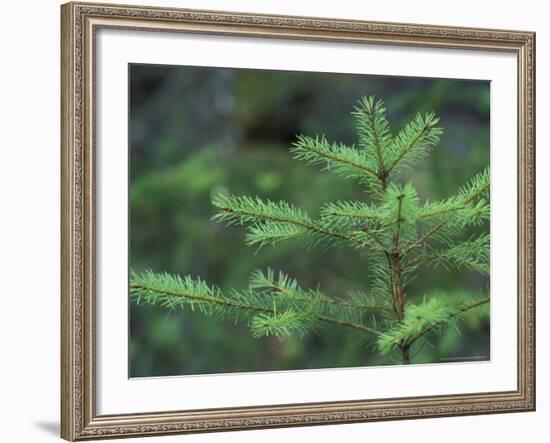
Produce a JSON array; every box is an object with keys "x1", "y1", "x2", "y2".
[{"x1": 61, "y1": 1, "x2": 536, "y2": 440}]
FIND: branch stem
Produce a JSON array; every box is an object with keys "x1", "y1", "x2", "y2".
[
  {"x1": 364, "y1": 108, "x2": 388, "y2": 190},
  {"x1": 402, "y1": 220, "x2": 448, "y2": 256},
  {"x1": 220, "y1": 207, "x2": 350, "y2": 242},
  {"x1": 390, "y1": 254, "x2": 406, "y2": 323},
  {"x1": 387, "y1": 124, "x2": 430, "y2": 173},
  {"x1": 300, "y1": 143, "x2": 379, "y2": 179},
  {"x1": 418, "y1": 181, "x2": 490, "y2": 220},
  {"x1": 401, "y1": 178, "x2": 490, "y2": 256},
  {"x1": 407, "y1": 297, "x2": 490, "y2": 346},
  {"x1": 131, "y1": 284, "x2": 383, "y2": 336},
  {"x1": 265, "y1": 281, "x2": 389, "y2": 312},
  {"x1": 393, "y1": 194, "x2": 404, "y2": 251}
]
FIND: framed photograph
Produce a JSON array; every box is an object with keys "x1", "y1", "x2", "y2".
[{"x1": 61, "y1": 1, "x2": 536, "y2": 440}]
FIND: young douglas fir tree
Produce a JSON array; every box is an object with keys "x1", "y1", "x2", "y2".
[{"x1": 131, "y1": 96, "x2": 490, "y2": 365}]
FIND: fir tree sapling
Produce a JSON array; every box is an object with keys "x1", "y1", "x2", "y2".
[{"x1": 130, "y1": 96, "x2": 490, "y2": 365}]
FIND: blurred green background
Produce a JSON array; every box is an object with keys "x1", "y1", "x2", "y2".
[{"x1": 129, "y1": 64, "x2": 490, "y2": 377}]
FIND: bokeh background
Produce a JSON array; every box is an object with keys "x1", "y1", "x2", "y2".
[{"x1": 129, "y1": 64, "x2": 490, "y2": 377}]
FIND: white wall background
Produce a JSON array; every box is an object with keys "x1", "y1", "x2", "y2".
[{"x1": 0, "y1": 0, "x2": 545, "y2": 442}]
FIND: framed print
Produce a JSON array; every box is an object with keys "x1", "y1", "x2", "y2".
[{"x1": 60, "y1": 1, "x2": 536, "y2": 440}]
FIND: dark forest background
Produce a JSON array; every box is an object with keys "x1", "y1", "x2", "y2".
[{"x1": 129, "y1": 64, "x2": 490, "y2": 377}]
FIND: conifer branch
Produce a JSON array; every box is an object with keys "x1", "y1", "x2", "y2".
[
  {"x1": 212, "y1": 194, "x2": 352, "y2": 246},
  {"x1": 402, "y1": 220, "x2": 448, "y2": 256},
  {"x1": 132, "y1": 95, "x2": 490, "y2": 366},
  {"x1": 320, "y1": 201, "x2": 382, "y2": 221},
  {"x1": 245, "y1": 221, "x2": 306, "y2": 247},
  {"x1": 368, "y1": 109, "x2": 387, "y2": 175},
  {"x1": 318, "y1": 316, "x2": 382, "y2": 335},
  {"x1": 352, "y1": 97, "x2": 393, "y2": 177},
  {"x1": 256, "y1": 272, "x2": 388, "y2": 312},
  {"x1": 403, "y1": 254, "x2": 433, "y2": 268},
  {"x1": 377, "y1": 295, "x2": 489, "y2": 354},
  {"x1": 131, "y1": 283, "x2": 264, "y2": 313},
  {"x1": 384, "y1": 251, "x2": 398, "y2": 315},
  {"x1": 401, "y1": 168, "x2": 489, "y2": 255},
  {"x1": 131, "y1": 270, "x2": 383, "y2": 337},
  {"x1": 351, "y1": 97, "x2": 391, "y2": 180},
  {"x1": 354, "y1": 227, "x2": 388, "y2": 250},
  {"x1": 290, "y1": 135, "x2": 381, "y2": 186},
  {"x1": 393, "y1": 193, "x2": 405, "y2": 250},
  {"x1": 417, "y1": 168, "x2": 490, "y2": 221},
  {"x1": 406, "y1": 297, "x2": 490, "y2": 346},
  {"x1": 319, "y1": 200, "x2": 383, "y2": 232},
  {"x1": 386, "y1": 113, "x2": 443, "y2": 174},
  {"x1": 430, "y1": 234, "x2": 490, "y2": 274},
  {"x1": 387, "y1": 125, "x2": 429, "y2": 172},
  {"x1": 460, "y1": 168, "x2": 490, "y2": 204}
]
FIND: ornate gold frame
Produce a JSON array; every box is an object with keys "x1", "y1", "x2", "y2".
[{"x1": 61, "y1": 2, "x2": 536, "y2": 440}]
